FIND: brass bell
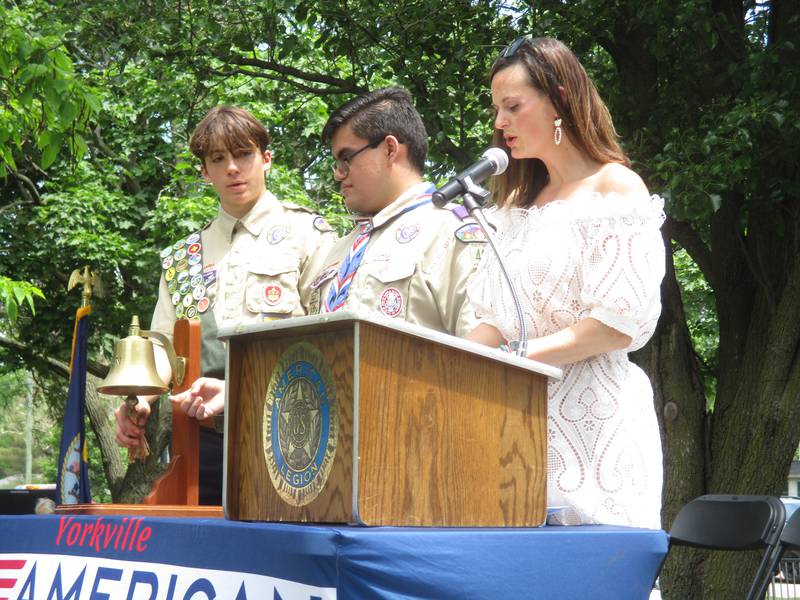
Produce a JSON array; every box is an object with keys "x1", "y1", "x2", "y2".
[{"x1": 98, "y1": 316, "x2": 168, "y2": 396}]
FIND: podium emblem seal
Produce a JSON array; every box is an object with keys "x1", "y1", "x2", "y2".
[{"x1": 263, "y1": 342, "x2": 338, "y2": 506}]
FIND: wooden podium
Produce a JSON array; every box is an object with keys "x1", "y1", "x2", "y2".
[{"x1": 220, "y1": 312, "x2": 560, "y2": 527}]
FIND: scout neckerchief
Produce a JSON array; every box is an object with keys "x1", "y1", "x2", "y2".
[
  {"x1": 323, "y1": 185, "x2": 436, "y2": 313},
  {"x1": 160, "y1": 231, "x2": 212, "y2": 320}
]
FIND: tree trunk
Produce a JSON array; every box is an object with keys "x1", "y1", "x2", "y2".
[
  {"x1": 84, "y1": 374, "x2": 127, "y2": 499},
  {"x1": 700, "y1": 243, "x2": 800, "y2": 597},
  {"x1": 633, "y1": 233, "x2": 708, "y2": 599},
  {"x1": 84, "y1": 374, "x2": 172, "y2": 503}
]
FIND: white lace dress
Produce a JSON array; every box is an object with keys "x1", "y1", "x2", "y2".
[{"x1": 468, "y1": 193, "x2": 666, "y2": 529}]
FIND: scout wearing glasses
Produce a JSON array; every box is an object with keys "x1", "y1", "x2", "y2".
[
  {"x1": 309, "y1": 87, "x2": 486, "y2": 337},
  {"x1": 114, "y1": 106, "x2": 337, "y2": 504}
]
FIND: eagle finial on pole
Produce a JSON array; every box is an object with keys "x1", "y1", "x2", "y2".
[{"x1": 68, "y1": 266, "x2": 104, "y2": 308}]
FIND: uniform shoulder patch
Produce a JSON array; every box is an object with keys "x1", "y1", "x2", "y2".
[
  {"x1": 454, "y1": 222, "x2": 487, "y2": 243},
  {"x1": 283, "y1": 202, "x2": 332, "y2": 232},
  {"x1": 312, "y1": 215, "x2": 333, "y2": 232}
]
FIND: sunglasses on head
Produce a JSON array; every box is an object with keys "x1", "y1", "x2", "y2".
[{"x1": 500, "y1": 35, "x2": 530, "y2": 58}]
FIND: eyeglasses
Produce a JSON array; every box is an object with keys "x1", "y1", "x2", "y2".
[
  {"x1": 331, "y1": 138, "x2": 383, "y2": 177},
  {"x1": 500, "y1": 35, "x2": 530, "y2": 59}
]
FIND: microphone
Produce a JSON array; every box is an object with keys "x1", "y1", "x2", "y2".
[
  {"x1": 433, "y1": 147, "x2": 527, "y2": 357},
  {"x1": 432, "y1": 147, "x2": 509, "y2": 207}
]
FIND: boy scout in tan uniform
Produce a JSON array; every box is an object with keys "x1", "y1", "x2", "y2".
[
  {"x1": 152, "y1": 190, "x2": 335, "y2": 378},
  {"x1": 312, "y1": 87, "x2": 485, "y2": 337},
  {"x1": 115, "y1": 106, "x2": 336, "y2": 504},
  {"x1": 310, "y1": 181, "x2": 484, "y2": 337}
]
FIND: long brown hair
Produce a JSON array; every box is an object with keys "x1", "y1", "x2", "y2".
[{"x1": 490, "y1": 37, "x2": 629, "y2": 208}]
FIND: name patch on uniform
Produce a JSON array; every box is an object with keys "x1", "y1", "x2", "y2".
[
  {"x1": 310, "y1": 265, "x2": 338, "y2": 290},
  {"x1": 396, "y1": 224, "x2": 419, "y2": 244},
  {"x1": 379, "y1": 287, "x2": 404, "y2": 317},
  {"x1": 263, "y1": 342, "x2": 338, "y2": 507},
  {"x1": 454, "y1": 222, "x2": 487, "y2": 243},
  {"x1": 264, "y1": 285, "x2": 282, "y2": 305},
  {"x1": 267, "y1": 225, "x2": 290, "y2": 245}
]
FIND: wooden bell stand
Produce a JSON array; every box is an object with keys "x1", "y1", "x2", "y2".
[{"x1": 57, "y1": 319, "x2": 223, "y2": 517}]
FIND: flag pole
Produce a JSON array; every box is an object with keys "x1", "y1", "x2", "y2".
[{"x1": 56, "y1": 266, "x2": 102, "y2": 506}]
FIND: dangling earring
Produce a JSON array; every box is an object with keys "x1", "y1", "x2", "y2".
[{"x1": 553, "y1": 117, "x2": 563, "y2": 146}]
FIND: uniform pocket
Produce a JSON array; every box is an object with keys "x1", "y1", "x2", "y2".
[
  {"x1": 362, "y1": 261, "x2": 416, "y2": 318},
  {"x1": 245, "y1": 258, "x2": 300, "y2": 315}
]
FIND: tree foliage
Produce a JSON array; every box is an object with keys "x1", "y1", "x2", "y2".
[
  {"x1": 0, "y1": 3, "x2": 98, "y2": 177},
  {"x1": 0, "y1": 277, "x2": 44, "y2": 324}
]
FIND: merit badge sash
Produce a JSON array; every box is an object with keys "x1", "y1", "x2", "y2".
[{"x1": 160, "y1": 232, "x2": 212, "y2": 320}]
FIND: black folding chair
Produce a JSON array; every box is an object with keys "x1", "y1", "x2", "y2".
[
  {"x1": 754, "y1": 506, "x2": 800, "y2": 599},
  {"x1": 667, "y1": 494, "x2": 786, "y2": 600}
]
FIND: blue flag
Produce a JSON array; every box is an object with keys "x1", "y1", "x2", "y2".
[{"x1": 55, "y1": 306, "x2": 92, "y2": 505}]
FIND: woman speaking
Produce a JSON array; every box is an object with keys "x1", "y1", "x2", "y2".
[{"x1": 467, "y1": 36, "x2": 666, "y2": 529}]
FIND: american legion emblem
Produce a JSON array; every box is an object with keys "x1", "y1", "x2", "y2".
[{"x1": 263, "y1": 342, "x2": 338, "y2": 506}]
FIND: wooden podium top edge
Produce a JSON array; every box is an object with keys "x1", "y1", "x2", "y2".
[
  {"x1": 54, "y1": 504, "x2": 224, "y2": 518},
  {"x1": 217, "y1": 311, "x2": 562, "y2": 380}
]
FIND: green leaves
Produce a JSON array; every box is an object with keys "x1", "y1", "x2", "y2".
[
  {"x1": 0, "y1": 277, "x2": 45, "y2": 323},
  {"x1": 38, "y1": 131, "x2": 64, "y2": 170},
  {"x1": 0, "y1": 5, "x2": 96, "y2": 174}
]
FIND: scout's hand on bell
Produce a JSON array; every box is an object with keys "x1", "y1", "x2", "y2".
[
  {"x1": 114, "y1": 396, "x2": 150, "y2": 447},
  {"x1": 114, "y1": 396, "x2": 151, "y2": 461},
  {"x1": 170, "y1": 377, "x2": 226, "y2": 420}
]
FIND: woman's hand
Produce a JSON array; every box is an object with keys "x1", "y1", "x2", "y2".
[
  {"x1": 466, "y1": 323, "x2": 507, "y2": 347},
  {"x1": 525, "y1": 318, "x2": 631, "y2": 366}
]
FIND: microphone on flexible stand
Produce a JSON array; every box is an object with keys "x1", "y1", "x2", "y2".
[
  {"x1": 434, "y1": 147, "x2": 528, "y2": 357},
  {"x1": 432, "y1": 147, "x2": 509, "y2": 208}
]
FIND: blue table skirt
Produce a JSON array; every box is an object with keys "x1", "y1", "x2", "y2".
[{"x1": 0, "y1": 515, "x2": 666, "y2": 599}]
